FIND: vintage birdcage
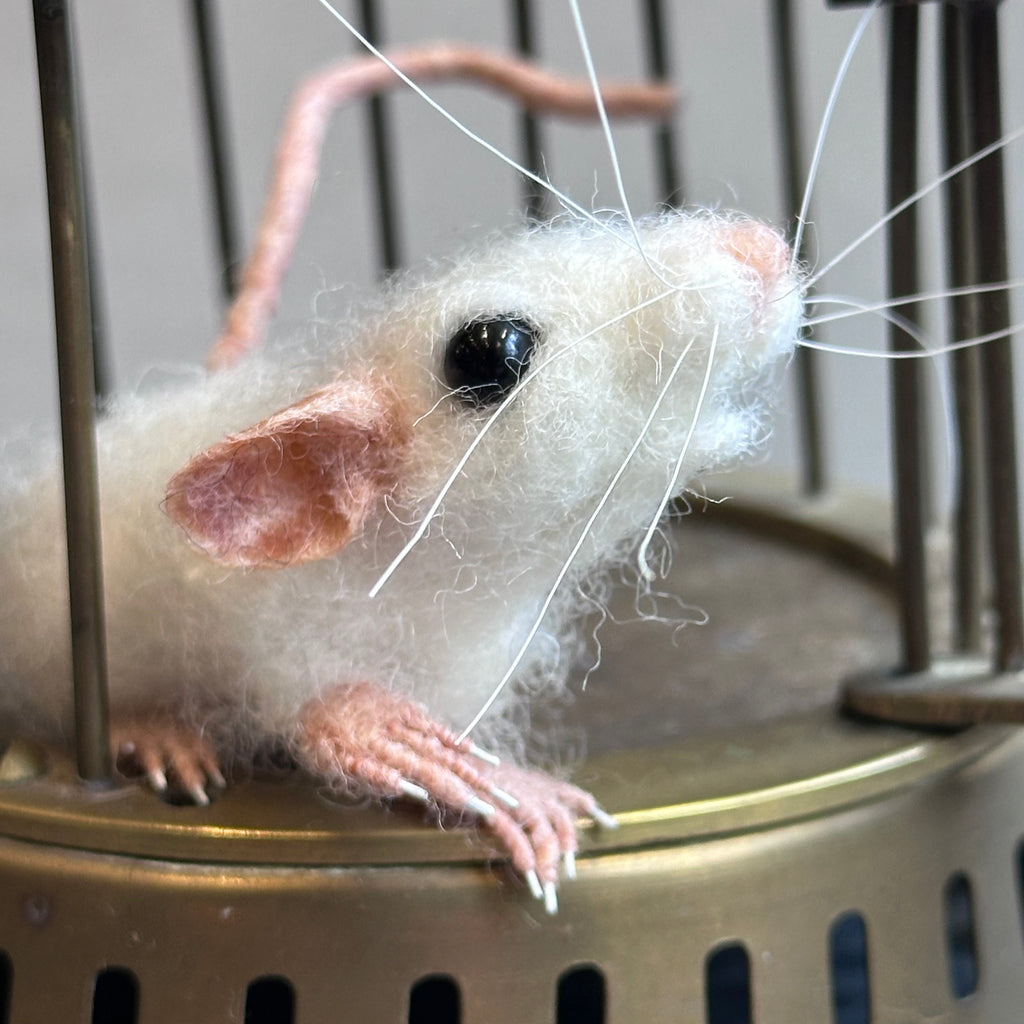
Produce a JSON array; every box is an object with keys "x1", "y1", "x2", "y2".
[{"x1": 0, "y1": 2, "x2": 1022, "y2": 1021}]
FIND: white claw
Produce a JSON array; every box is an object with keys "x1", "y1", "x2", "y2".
[
  {"x1": 563, "y1": 850, "x2": 577, "y2": 880},
  {"x1": 189, "y1": 784, "x2": 211, "y2": 807},
  {"x1": 525, "y1": 869, "x2": 544, "y2": 901},
  {"x1": 397, "y1": 779, "x2": 430, "y2": 804},
  {"x1": 489, "y1": 784, "x2": 519, "y2": 809},
  {"x1": 590, "y1": 806, "x2": 619, "y2": 830},
  {"x1": 148, "y1": 768, "x2": 168, "y2": 793},
  {"x1": 466, "y1": 795, "x2": 496, "y2": 819},
  {"x1": 468, "y1": 743, "x2": 500, "y2": 767},
  {"x1": 544, "y1": 881, "x2": 559, "y2": 915},
  {"x1": 209, "y1": 766, "x2": 227, "y2": 789}
]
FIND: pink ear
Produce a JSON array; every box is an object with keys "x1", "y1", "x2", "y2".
[{"x1": 165, "y1": 376, "x2": 411, "y2": 567}]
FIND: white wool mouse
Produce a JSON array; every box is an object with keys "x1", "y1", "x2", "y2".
[
  {"x1": 0, "y1": 209, "x2": 801, "y2": 905},
  {"x1": 0, "y1": 48, "x2": 802, "y2": 913}
]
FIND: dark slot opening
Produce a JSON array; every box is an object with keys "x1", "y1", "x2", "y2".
[
  {"x1": 408, "y1": 974, "x2": 460, "y2": 1024},
  {"x1": 91, "y1": 967, "x2": 138, "y2": 1024},
  {"x1": 1017, "y1": 839, "x2": 1024, "y2": 945},
  {"x1": 944, "y1": 872, "x2": 980, "y2": 998},
  {"x1": 557, "y1": 964, "x2": 606, "y2": 1024},
  {"x1": 0, "y1": 951, "x2": 10, "y2": 1024},
  {"x1": 244, "y1": 975, "x2": 295, "y2": 1024},
  {"x1": 706, "y1": 942, "x2": 752, "y2": 1024},
  {"x1": 829, "y1": 911, "x2": 871, "y2": 1024}
]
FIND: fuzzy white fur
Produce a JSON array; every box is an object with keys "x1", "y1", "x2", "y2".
[{"x1": 0, "y1": 210, "x2": 802, "y2": 762}]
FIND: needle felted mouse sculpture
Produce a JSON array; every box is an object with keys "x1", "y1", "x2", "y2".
[{"x1": 0, "y1": 46, "x2": 802, "y2": 912}]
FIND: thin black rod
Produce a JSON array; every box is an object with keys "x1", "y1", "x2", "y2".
[
  {"x1": 32, "y1": 0, "x2": 111, "y2": 782},
  {"x1": 769, "y1": 0, "x2": 825, "y2": 496},
  {"x1": 886, "y1": 5, "x2": 931, "y2": 673},
  {"x1": 939, "y1": 3, "x2": 983, "y2": 653},
  {"x1": 641, "y1": 0, "x2": 682, "y2": 205},
  {"x1": 510, "y1": 0, "x2": 548, "y2": 221},
  {"x1": 190, "y1": 0, "x2": 242, "y2": 297},
  {"x1": 75, "y1": 111, "x2": 109, "y2": 400},
  {"x1": 358, "y1": 0, "x2": 401, "y2": 274},
  {"x1": 964, "y1": 3, "x2": 1024, "y2": 672},
  {"x1": 83, "y1": 166, "x2": 109, "y2": 399}
]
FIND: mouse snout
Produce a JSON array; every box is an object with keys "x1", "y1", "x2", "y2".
[{"x1": 717, "y1": 220, "x2": 792, "y2": 291}]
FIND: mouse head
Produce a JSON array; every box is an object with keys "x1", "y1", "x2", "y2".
[{"x1": 165, "y1": 210, "x2": 802, "y2": 571}]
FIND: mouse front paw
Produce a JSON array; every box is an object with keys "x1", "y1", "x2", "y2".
[
  {"x1": 110, "y1": 713, "x2": 226, "y2": 805},
  {"x1": 482, "y1": 762, "x2": 617, "y2": 912},
  {"x1": 296, "y1": 682, "x2": 616, "y2": 912}
]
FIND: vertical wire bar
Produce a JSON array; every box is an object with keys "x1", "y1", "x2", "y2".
[
  {"x1": 964, "y1": 2, "x2": 1024, "y2": 672},
  {"x1": 358, "y1": 0, "x2": 402, "y2": 274},
  {"x1": 770, "y1": 0, "x2": 826, "y2": 496},
  {"x1": 886, "y1": 4, "x2": 931, "y2": 673},
  {"x1": 510, "y1": 0, "x2": 549, "y2": 221},
  {"x1": 190, "y1": 0, "x2": 242, "y2": 297},
  {"x1": 939, "y1": 3, "x2": 984, "y2": 652},
  {"x1": 640, "y1": 0, "x2": 682, "y2": 205},
  {"x1": 77, "y1": 118, "x2": 109, "y2": 400},
  {"x1": 83, "y1": 172, "x2": 109, "y2": 399},
  {"x1": 32, "y1": 0, "x2": 111, "y2": 782}
]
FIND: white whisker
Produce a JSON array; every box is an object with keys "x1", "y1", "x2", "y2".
[
  {"x1": 456, "y1": 331, "x2": 700, "y2": 741},
  {"x1": 637, "y1": 324, "x2": 719, "y2": 581},
  {"x1": 806, "y1": 123, "x2": 1024, "y2": 290},
  {"x1": 314, "y1": 0, "x2": 661, "y2": 264},
  {"x1": 313, "y1": 0, "x2": 596, "y2": 227},
  {"x1": 792, "y1": 0, "x2": 880, "y2": 265},
  {"x1": 804, "y1": 278, "x2": 1024, "y2": 329},
  {"x1": 369, "y1": 284, "x2": 689, "y2": 597},
  {"x1": 567, "y1": 0, "x2": 674, "y2": 287},
  {"x1": 797, "y1": 319, "x2": 1024, "y2": 360},
  {"x1": 810, "y1": 299, "x2": 959, "y2": 517},
  {"x1": 807, "y1": 296, "x2": 940, "y2": 351}
]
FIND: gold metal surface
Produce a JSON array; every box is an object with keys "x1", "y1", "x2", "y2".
[
  {"x1": 0, "y1": 488, "x2": 1022, "y2": 1023},
  {"x1": 0, "y1": 713, "x2": 1006, "y2": 866},
  {"x1": 0, "y1": 726, "x2": 1022, "y2": 1023}
]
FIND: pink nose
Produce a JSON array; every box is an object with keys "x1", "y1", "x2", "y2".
[{"x1": 718, "y1": 220, "x2": 791, "y2": 289}]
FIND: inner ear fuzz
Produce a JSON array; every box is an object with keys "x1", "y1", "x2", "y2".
[{"x1": 164, "y1": 375, "x2": 412, "y2": 568}]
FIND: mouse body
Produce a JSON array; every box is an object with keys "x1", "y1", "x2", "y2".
[{"x1": 0, "y1": 208, "x2": 802, "y2": 906}]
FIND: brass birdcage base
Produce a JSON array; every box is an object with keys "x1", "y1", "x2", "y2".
[{"x1": 1, "y1": 481, "x2": 1023, "y2": 1024}]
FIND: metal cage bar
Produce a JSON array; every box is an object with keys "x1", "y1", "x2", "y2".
[
  {"x1": 941, "y1": 2, "x2": 985, "y2": 654},
  {"x1": 965, "y1": 1, "x2": 1024, "y2": 674},
  {"x1": 641, "y1": 0, "x2": 683, "y2": 206},
  {"x1": 189, "y1": 0, "x2": 242, "y2": 299},
  {"x1": 359, "y1": 0, "x2": 402, "y2": 275},
  {"x1": 842, "y1": 0, "x2": 1024, "y2": 726},
  {"x1": 31, "y1": 0, "x2": 110, "y2": 783},
  {"x1": 887, "y1": 4, "x2": 932, "y2": 675},
  {"x1": 770, "y1": 0, "x2": 827, "y2": 497},
  {"x1": 509, "y1": 0, "x2": 549, "y2": 220}
]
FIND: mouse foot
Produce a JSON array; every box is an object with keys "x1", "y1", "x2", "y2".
[
  {"x1": 483, "y1": 762, "x2": 616, "y2": 913},
  {"x1": 296, "y1": 682, "x2": 615, "y2": 912},
  {"x1": 110, "y1": 713, "x2": 226, "y2": 805}
]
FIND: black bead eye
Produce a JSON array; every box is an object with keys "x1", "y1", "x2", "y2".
[{"x1": 443, "y1": 315, "x2": 539, "y2": 407}]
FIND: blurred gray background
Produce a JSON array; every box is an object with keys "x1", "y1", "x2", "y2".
[{"x1": 1, "y1": 1, "x2": 1021, "y2": 499}]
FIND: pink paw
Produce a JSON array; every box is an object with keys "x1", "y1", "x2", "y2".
[
  {"x1": 110, "y1": 713, "x2": 225, "y2": 805},
  {"x1": 482, "y1": 761, "x2": 617, "y2": 912},
  {"x1": 297, "y1": 683, "x2": 616, "y2": 912}
]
